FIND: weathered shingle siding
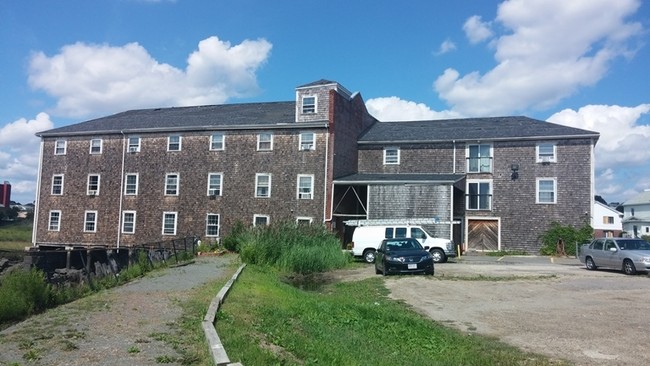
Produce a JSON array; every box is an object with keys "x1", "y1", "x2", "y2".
[
  {"x1": 358, "y1": 143, "x2": 455, "y2": 174},
  {"x1": 36, "y1": 128, "x2": 328, "y2": 247}
]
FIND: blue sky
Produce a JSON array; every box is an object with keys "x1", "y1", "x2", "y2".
[{"x1": 1, "y1": 0, "x2": 649, "y2": 205}]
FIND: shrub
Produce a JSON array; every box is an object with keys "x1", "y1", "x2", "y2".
[
  {"x1": 238, "y1": 221, "x2": 349, "y2": 274},
  {"x1": 0, "y1": 268, "x2": 52, "y2": 323},
  {"x1": 222, "y1": 220, "x2": 247, "y2": 252},
  {"x1": 539, "y1": 221, "x2": 593, "y2": 256}
]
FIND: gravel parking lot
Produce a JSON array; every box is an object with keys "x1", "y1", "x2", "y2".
[{"x1": 379, "y1": 255, "x2": 650, "y2": 366}]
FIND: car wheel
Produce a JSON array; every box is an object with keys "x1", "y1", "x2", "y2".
[
  {"x1": 585, "y1": 257, "x2": 597, "y2": 270},
  {"x1": 623, "y1": 259, "x2": 637, "y2": 275},
  {"x1": 430, "y1": 249, "x2": 446, "y2": 263},
  {"x1": 363, "y1": 249, "x2": 376, "y2": 264}
]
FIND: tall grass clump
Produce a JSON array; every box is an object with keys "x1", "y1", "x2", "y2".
[
  {"x1": 0, "y1": 223, "x2": 32, "y2": 242},
  {"x1": 238, "y1": 221, "x2": 349, "y2": 274},
  {"x1": 0, "y1": 268, "x2": 52, "y2": 323}
]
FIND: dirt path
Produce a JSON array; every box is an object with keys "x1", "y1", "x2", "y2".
[{"x1": 0, "y1": 255, "x2": 233, "y2": 366}]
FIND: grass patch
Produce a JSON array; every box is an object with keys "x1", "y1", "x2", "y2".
[
  {"x1": 0, "y1": 222, "x2": 32, "y2": 243},
  {"x1": 216, "y1": 265, "x2": 568, "y2": 365}
]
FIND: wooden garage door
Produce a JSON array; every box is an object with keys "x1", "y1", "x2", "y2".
[{"x1": 467, "y1": 219, "x2": 499, "y2": 251}]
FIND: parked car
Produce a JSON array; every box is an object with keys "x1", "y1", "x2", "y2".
[
  {"x1": 351, "y1": 225, "x2": 455, "y2": 264},
  {"x1": 578, "y1": 237, "x2": 650, "y2": 275},
  {"x1": 374, "y1": 238, "x2": 434, "y2": 276}
]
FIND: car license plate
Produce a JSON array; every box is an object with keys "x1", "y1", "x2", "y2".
[{"x1": 408, "y1": 264, "x2": 417, "y2": 269}]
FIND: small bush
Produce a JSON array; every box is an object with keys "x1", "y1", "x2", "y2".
[
  {"x1": 222, "y1": 220, "x2": 247, "y2": 252},
  {"x1": 0, "y1": 268, "x2": 52, "y2": 323},
  {"x1": 539, "y1": 221, "x2": 593, "y2": 256}
]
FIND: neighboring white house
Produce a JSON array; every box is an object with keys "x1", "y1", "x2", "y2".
[
  {"x1": 621, "y1": 189, "x2": 650, "y2": 238},
  {"x1": 593, "y1": 201, "x2": 623, "y2": 237}
]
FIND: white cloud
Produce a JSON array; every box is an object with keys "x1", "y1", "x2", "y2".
[
  {"x1": 366, "y1": 97, "x2": 461, "y2": 121},
  {"x1": 463, "y1": 15, "x2": 493, "y2": 44},
  {"x1": 0, "y1": 113, "x2": 54, "y2": 204},
  {"x1": 548, "y1": 103, "x2": 650, "y2": 200},
  {"x1": 28, "y1": 36, "x2": 272, "y2": 118},
  {"x1": 436, "y1": 39, "x2": 457, "y2": 55},
  {"x1": 435, "y1": 0, "x2": 643, "y2": 116}
]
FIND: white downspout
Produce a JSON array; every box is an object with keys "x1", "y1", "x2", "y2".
[
  {"x1": 32, "y1": 139, "x2": 44, "y2": 246},
  {"x1": 323, "y1": 129, "x2": 330, "y2": 224},
  {"x1": 116, "y1": 132, "x2": 127, "y2": 249}
]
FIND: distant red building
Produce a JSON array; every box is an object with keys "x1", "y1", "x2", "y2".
[{"x1": 0, "y1": 181, "x2": 11, "y2": 208}]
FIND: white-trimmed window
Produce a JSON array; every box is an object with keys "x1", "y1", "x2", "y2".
[
  {"x1": 302, "y1": 96, "x2": 316, "y2": 114},
  {"x1": 537, "y1": 142, "x2": 557, "y2": 163},
  {"x1": 168, "y1": 135, "x2": 182, "y2": 151},
  {"x1": 300, "y1": 132, "x2": 315, "y2": 150},
  {"x1": 162, "y1": 212, "x2": 177, "y2": 235},
  {"x1": 537, "y1": 178, "x2": 557, "y2": 204},
  {"x1": 257, "y1": 133, "x2": 273, "y2": 151},
  {"x1": 467, "y1": 180, "x2": 492, "y2": 210},
  {"x1": 206, "y1": 214, "x2": 220, "y2": 236},
  {"x1": 90, "y1": 138, "x2": 102, "y2": 154},
  {"x1": 54, "y1": 140, "x2": 67, "y2": 155},
  {"x1": 87, "y1": 174, "x2": 100, "y2": 196},
  {"x1": 297, "y1": 174, "x2": 314, "y2": 200},
  {"x1": 210, "y1": 133, "x2": 225, "y2": 151},
  {"x1": 467, "y1": 144, "x2": 492, "y2": 173},
  {"x1": 128, "y1": 136, "x2": 141, "y2": 153},
  {"x1": 165, "y1": 173, "x2": 179, "y2": 195},
  {"x1": 122, "y1": 211, "x2": 136, "y2": 234},
  {"x1": 254, "y1": 214, "x2": 269, "y2": 226},
  {"x1": 84, "y1": 211, "x2": 97, "y2": 232},
  {"x1": 52, "y1": 174, "x2": 64, "y2": 195},
  {"x1": 255, "y1": 173, "x2": 271, "y2": 198},
  {"x1": 48, "y1": 210, "x2": 61, "y2": 231},
  {"x1": 125, "y1": 173, "x2": 138, "y2": 195},
  {"x1": 296, "y1": 217, "x2": 313, "y2": 225},
  {"x1": 208, "y1": 173, "x2": 223, "y2": 196},
  {"x1": 383, "y1": 147, "x2": 400, "y2": 165}
]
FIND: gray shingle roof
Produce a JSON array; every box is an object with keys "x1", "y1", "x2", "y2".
[
  {"x1": 36, "y1": 101, "x2": 304, "y2": 137},
  {"x1": 623, "y1": 190, "x2": 650, "y2": 206},
  {"x1": 334, "y1": 173, "x2": 464, "y2": 184},
  {"x1": 359, "y1": 116, "x2": 599, "y2": 143}
]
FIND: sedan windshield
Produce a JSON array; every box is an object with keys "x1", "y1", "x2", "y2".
[
  {"x1": 617, "y1": 240, "x2": 650, "y2": 250},
  {"x1": 385, "y1": 240, "x2": 423, "y2": 251}
]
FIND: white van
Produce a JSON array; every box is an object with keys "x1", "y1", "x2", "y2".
[{"x1": 351, "y1": 225, "x2": 455, "y2": 264}]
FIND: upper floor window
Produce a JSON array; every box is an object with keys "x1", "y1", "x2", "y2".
[
  {"x1": 206, "y1": 213, "x2": 220, "y2": 237},
  {"x1": 208, "y1": 173, "x2": 223, "y2": 196},
  {"x1": 467, "y1": 144, "x2": 492, "y2": 173},
  {"x1": 48, "y1": 210, "x2": 61, "y2": 231},
  {"x1": 55, "y1": 140, "x2": 67, "y2": 155},
  {"x1": 257, "y1": 133, "x2": 273, "y2": 151},
  {"x1": 537, "y1": 142, "x2": 556, "y2": 163},
  {"x1": 52, "y1": 174, "x2": 64, "y2": 195},
  {"x1": 165, "y1": 173, "x2": 179, "y2": 196},
  {"x1": 302, "y1": 96, "x2": 316, "y2": 114},
  {"x1": 168, "y1": 135, "x2": 182, "y2": 151},
  {"x1": 210, "y1": 133, "x2": 225, "y2": 151},
  {"x1": 537, "y1": 178, "x2": 557, "y2": 204},
  {"x1": 162, "y1": 212, "x2": 177, "y2": 235},
  {"x1": 254, "y1": 214, "x2": 269, "y2": 226},
  {"x1": 300, "y1": 132, "x2": 315, "y2": 151},
  {"x1": 255, "y1": 173, "x2": 271, "y2": 198},
  {"x1": 603, "y1": 216, "x2": 614, "y2": 224},
  {"x1": 90, "y1": 139, "x2": 102, "y2": 154},
  {"x1": 128, "y1": 137, "x2": 141, "y2": 153},
  {"x1": 84, "y1": 211, "x2": 97, "y2": 232},
  {"x1": 122, "y1": 211, "x2": 136, "y2": 234},
  {"x1": 384, "y1": 147, "x2": 400, "y2": 165},
  {"x1": 87, "y1": 174, "x2": 100, "y2": 196},
  {"x1": 467, "y1": 180, "x2": 492, "y2": 210},
  {"x1": 297, "y1": 174, "x2": 314, "y2": 200},
  {"x1": 125, "y1": 173, "x2": 138, "y2": 195}
]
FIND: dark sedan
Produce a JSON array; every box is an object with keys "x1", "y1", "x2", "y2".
[{"x1": 375, "y1": 238, "x2": 434, "y2": 276}]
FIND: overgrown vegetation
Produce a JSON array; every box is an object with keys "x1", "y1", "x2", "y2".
[
  {"x1": 215, "y1": 265, "x2": 567, "y2": 365},
  {"x1": 539, "y1": 221, "x2": 593, "y2": 256},
  {"x1": 0, "y1": 251, "x2": 181, "y2": 328},
  {"x1": 0, "y1": 221, "x2": 32, "y2": 243},
  {"x1": 237, "y1": 221, "x2": 350, "y2": 274}
]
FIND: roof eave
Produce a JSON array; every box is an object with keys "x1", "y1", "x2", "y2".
[{"x1": 358, "y1": 133, "x2": 600, "y2": 145}]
